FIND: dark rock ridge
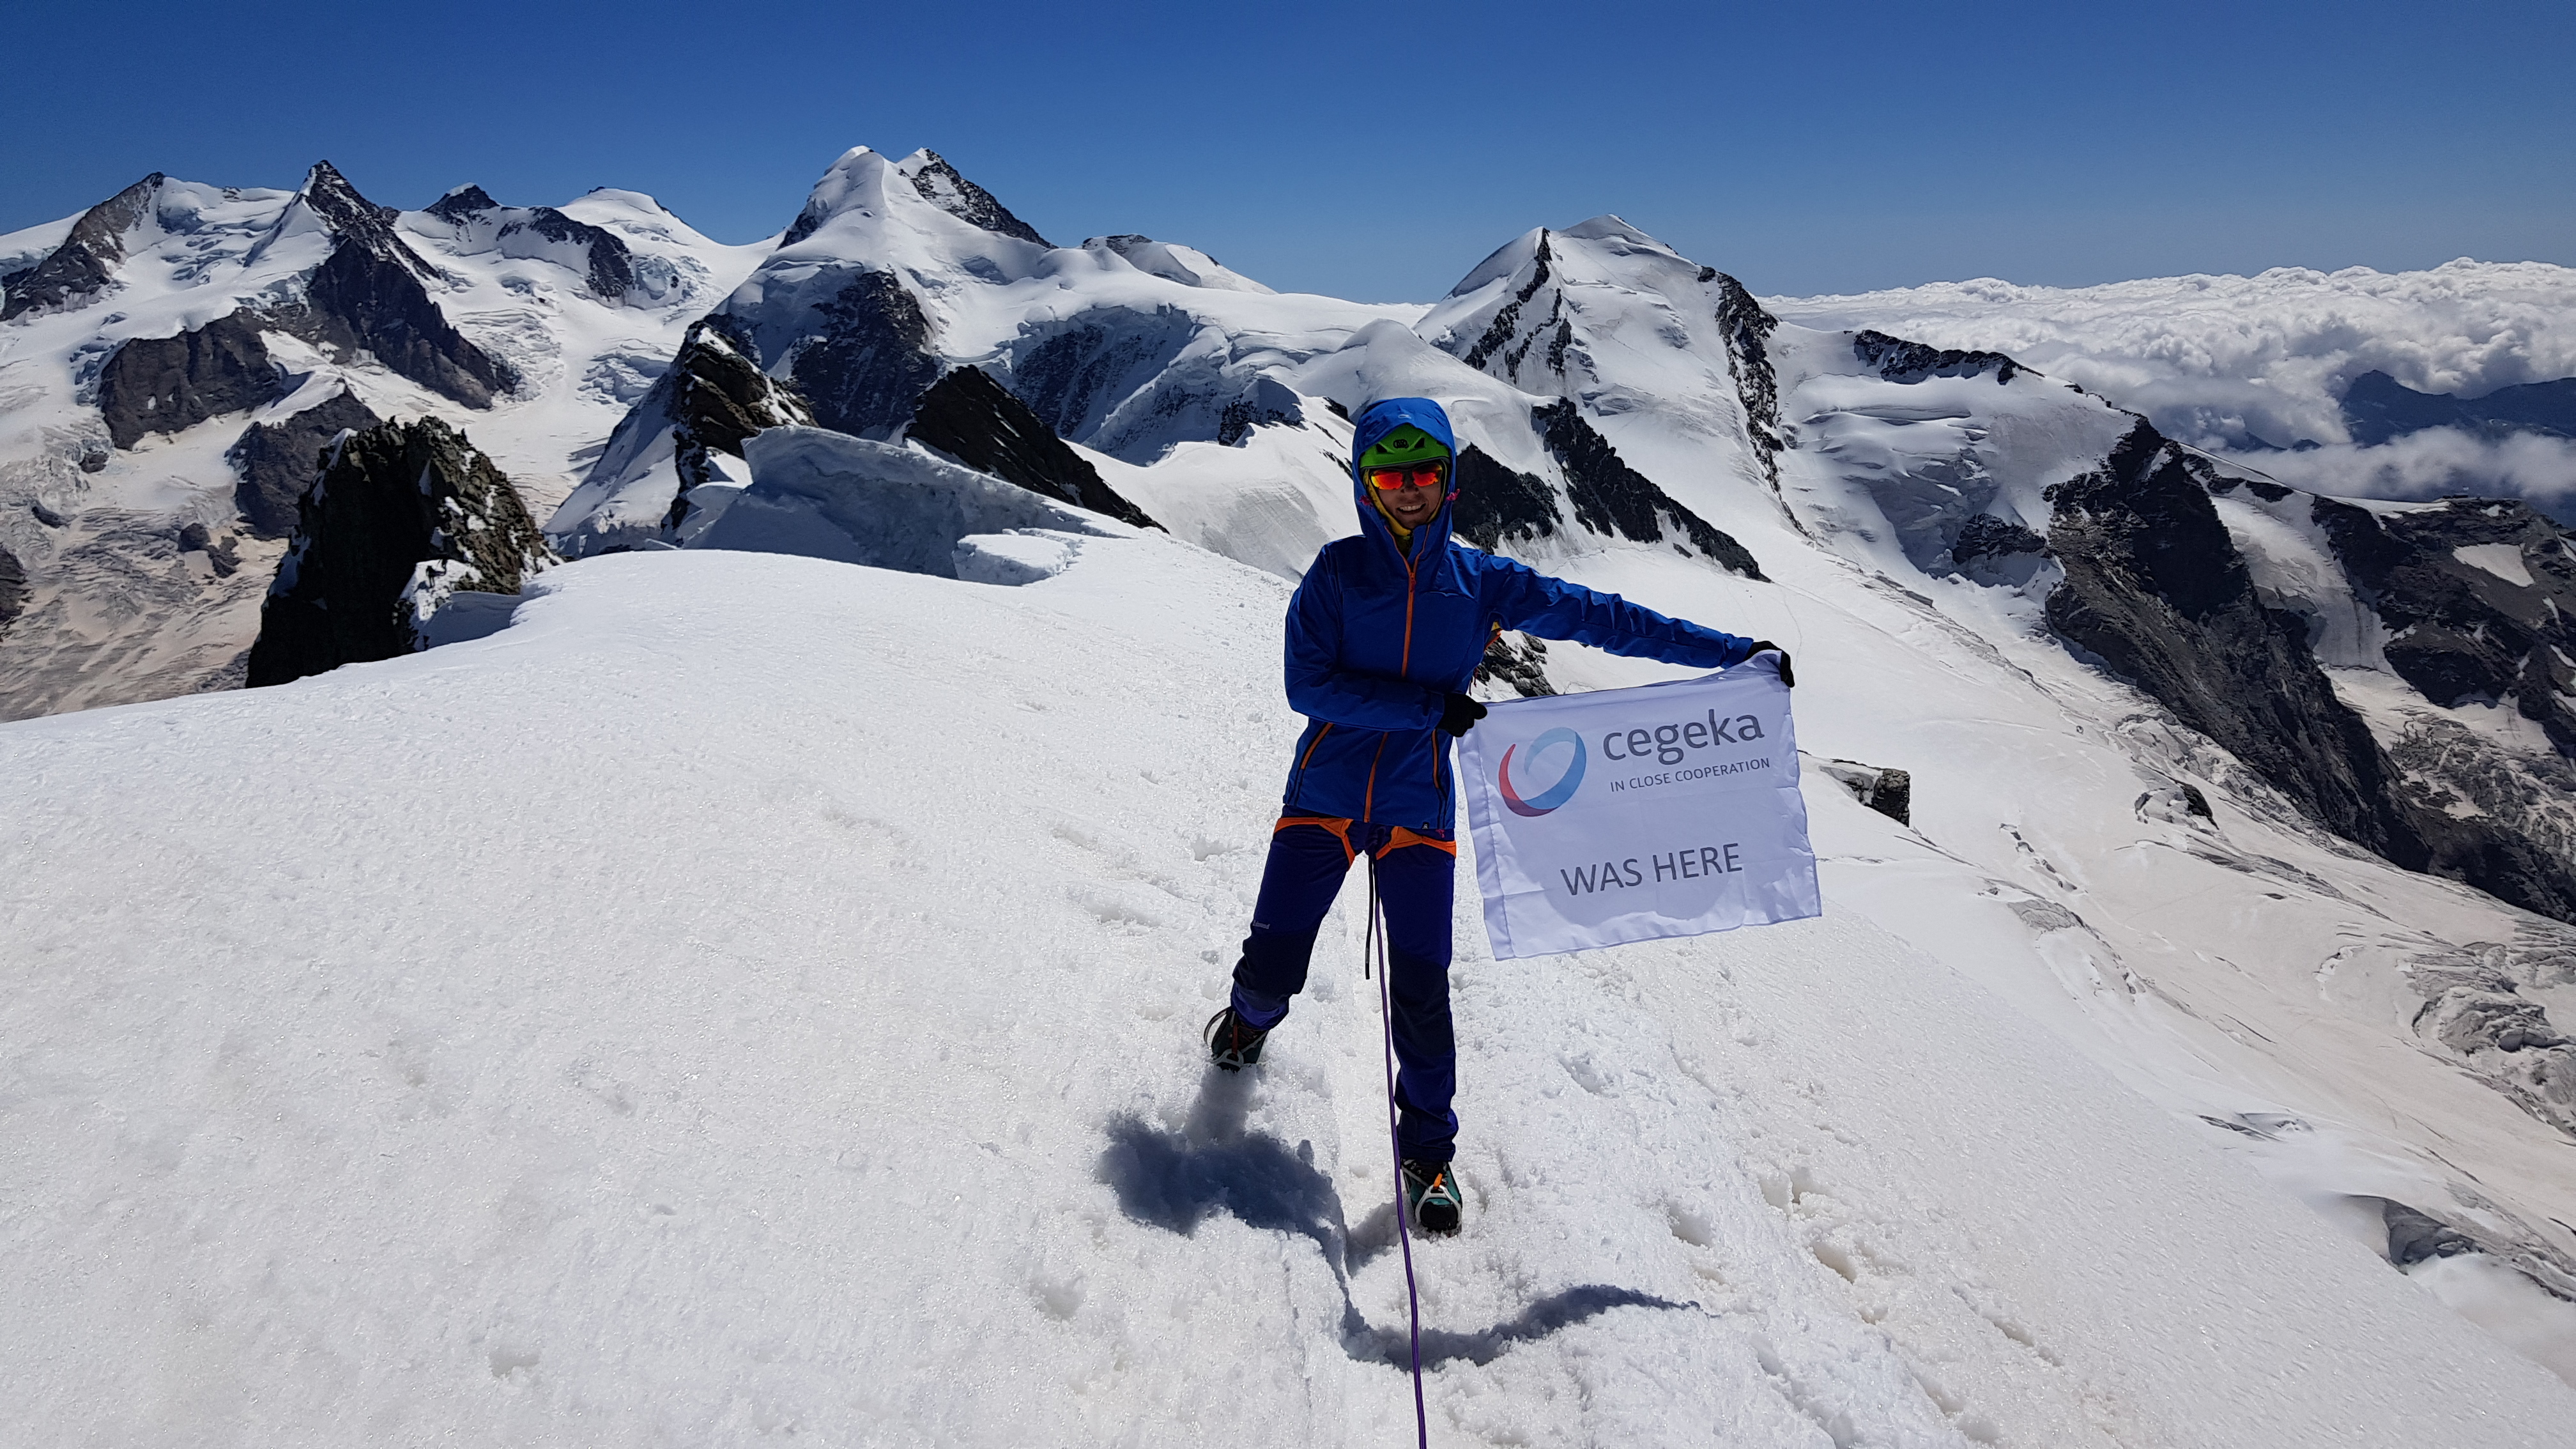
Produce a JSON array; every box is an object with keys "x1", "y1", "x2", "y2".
[
  {"x1": 1450, "y1": 445, "x2": 1564, "y2": 553},
  {"x1": 0, "y1": 541, "x2": 27, "y2": 642},
  {"x1": 1951, "y1": 513, "x2": 2049, "y2": 567},
  {"x1": 227, "y1": 387, "x2": 385, "y2": 539},
  {"x1": 95, "y1": 162, "x2": 514, "y2": 450},
  {"x1": 2310, "y1": 495, "x2": 2576, "y2": 754},
  {"x1": 2044, "y1": 421, "x2": 2576, "y2": 922},
  {"x1": 1705, "y1": 267, "x2": 1788, "y2": 494},
  {"x1": 96, "y1": 312, "x2": 284, "y2": 450},
  {"x1": 1532, "y1": 401, "x2": 1765, "y2": 580},
  {"x1": 899, "y1": 151, "x2": 1052, "y2": 247},
  {"x1": 639, "y1": 317, "x2": 818, "y2": 529},
  {"x1": 2342, "y1": 369, "x2": 2576, "y2": 447},
  {"x1": 789, "y1": 270, "x2": 943, "y2": 438},
  {"x1": 1, "y1": 171, "x2": 164, "y2": 320},
  {"x1": 1460, "y1": 232, "x2": 1575, "y2": 385},
  {"x1": 245, "y1": 418, "x2": 555, "y2": 687},
  {"x1": 422, "y1": 184, "x2": 647, "y2": 302},
  {"x1": 1851, "y1": 330, "x2": 2021, "y2": 385},
  {"x1": 905, "y1": 367, "x2": 1158, "y2": 530}
]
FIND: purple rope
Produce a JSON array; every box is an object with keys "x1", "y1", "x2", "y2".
[{"x1": 1368, "y1": 856, "x2": 1430, "y2": 1446}]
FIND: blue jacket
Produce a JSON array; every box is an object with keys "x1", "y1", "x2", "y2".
[{"x1": 1282, "y1": 397, "x2": 1758, "y2": 829}]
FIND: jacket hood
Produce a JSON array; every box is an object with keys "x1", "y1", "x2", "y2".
[{"x1": 1349, "y1": 397, "x2": 1458, "y2": 565}]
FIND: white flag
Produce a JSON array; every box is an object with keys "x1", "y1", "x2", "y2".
[{"x1": 1456, "y1": 656, "x2": 1820, "y2": 960}]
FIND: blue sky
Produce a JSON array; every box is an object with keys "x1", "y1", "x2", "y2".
[{"x1": 4, "y1": 0, "x2": 2569, "y2": 300}]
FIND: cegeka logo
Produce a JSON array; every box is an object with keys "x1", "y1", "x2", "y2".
[{"x1": 1498, "y1": 727, "x2": 1587, "y2": 816}]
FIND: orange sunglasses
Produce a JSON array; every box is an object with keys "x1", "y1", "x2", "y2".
[{"x1": 1364, "y1": 461, "x2": 1450, "y2": 492}]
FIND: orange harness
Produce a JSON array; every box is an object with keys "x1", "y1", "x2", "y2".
[{"x1": 1273, "y1": 815, "x2": 1457, "y2": 864}]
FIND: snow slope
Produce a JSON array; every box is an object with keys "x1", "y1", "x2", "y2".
[{"x1": 6, "y1": 541, "x2": 2570, "y2": 1446}]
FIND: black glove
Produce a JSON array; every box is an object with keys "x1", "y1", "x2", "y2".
[
  {"x1": 1438, "y1": 693, "x2": 1489, "y2": 737},
  {"x1": 1746, "y1": 641, "x2": 1795, "y2": 688}
]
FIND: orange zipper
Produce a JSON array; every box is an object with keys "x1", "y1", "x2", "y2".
[{"x1": 1367, "y1": 556, "x2": 1421, "y2": 824}]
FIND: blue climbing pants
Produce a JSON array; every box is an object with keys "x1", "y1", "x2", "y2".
[{"x1": 1230, "y1": 814, "x2": 1459, "y2": 1163}]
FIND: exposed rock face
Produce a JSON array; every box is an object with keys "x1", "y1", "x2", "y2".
[
  {"x1": 245, "y1": 418, "x2": 555, "y2": 687},
  {"x1": 1450, "y1": 445, "x2": 1564, "y2": 552},
  {"x1": 1851, "y1": 330, "x2": 2021, "y2": 384},
  {"x1": 96, "y1": 312, "x2": 285, "y2": 449},
  {"x1": 227, "y1": 387, "x2": 385, "y2": 539},
  {"x1": 422, "y1": 184, "x2": 649, "y2": 303},
  {"x1": 2309, "y1": 495, "x2": 2576, "y2": 753},
  {"x1": 95, "y1": 162, "x2": 514, "y2": 451},
  {"x1": 1460, "y1": 231, "x2": 1569, "y2": 382},
  {"x1": 905, "y1": 367, "x2": 1157, "y2": 529},
  {"x1": 656, "y1": 318, "x2": 818, "y2": 526},
  {"x1": 1706, "y1": 268, "x2": 1787, "y2": 494},
  {"x1": 1952, "y1": 513, "x2": 2048, "y2": 565},
  {"x1": 788, "y1": 270, "x2": 942, "y2": 437},
  {"x1": 2048, "y1": 422, "x2": 2412, "y2": 851},
  {"x1": 1532, "y1": 401, "x2": 1765, "y2": 579},
  {"x1": 1816, "y1": 760, "x2": 1912, "y2": 826},
  {"x1": 0, "y1": 541, "x2": 26, "y2": 641},
  {"x1": 1475, "y1": 632, "x2": 1556, "y2": 698},
  {"x1": 2045, "y1": 420, "x2": 2576, "y2": 921},
  {"x1": 294, "y1": 224, "x2": 514, "y2": 406},
  {"x1": 2342, "y1": 369, "x2": 2576, "y2": 447},
  {"x1": 896, "y1": 150, "x2": 1052, "y2": 247},
  {"x1": 1, "y1": 172, "x2": 164, "y2": 320}
]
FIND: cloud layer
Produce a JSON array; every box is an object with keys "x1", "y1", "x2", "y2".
[{"x1": 1770, "y1": 261, "x2": 2576, "y2": 517}]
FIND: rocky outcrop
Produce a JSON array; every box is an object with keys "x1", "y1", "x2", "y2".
[
  {"x1": 422, "y1": 184, "x2": 650, "y2": 303},
  {"x1": 95, "y1": 162, "x2": 513, "y2": 450},
  {"x1": 1, "y1": 172, "x2": 163, "y2": 320},
  {"x1": 1815, "y1": 760, "x2": 1912, "y2": 826},
  {"x1": 1532, "y1": 401, "x2": 1765, "y2": 579},
  {"x1": 1450, "y1": 445, "x2": 1564, "y2": 553},
  {"x1": 245, "y1": 418, "x2": 555, "y2": 687},
  {"x1": 1475, "y1": 632, "x2": 1556, "y2": 698},
  {"x1": 2342, "y1": 369, "x2": 2576, "y2": 447},
  {"x1": 96, "y1": 312, "x2": 286, "y2": 449},
  {"x1": 0, "y1": 541, "x2": 26, "y2": 642},
  {"x1": 1460, "y1": 232, "x2": 1572, "y2": 384},
  {"x1": 1706, "y1": 268, "x2": 1787, "y2": 494},
  {"x1": 292, "y1": 220, "x2": 513, "y2": 407},
  {"x1": 1851, "y1": 330, "x2": 2021, "y2": 385},
  {"x1": 788, "y1": 270, "x2": 942, "y2": 437},
  {"x1": 2048, "y1": 422, "x2": 2415, "y2": 853},
  {"x1": 896, "y1": 150, "x2": 1052, "y2": 247},
  {"x1": 227, "y1": 387, "x2": 384, "y2": 538},
  {"x1": 905, "y1": 367, "x2": 1157, "y2": 529},
  {"x1": 2308, "y1": 494, "x2": 2576, "y2": 754},
  {"x1": 2045, "y1": 420, "x2": 2576, "y2": 922}
]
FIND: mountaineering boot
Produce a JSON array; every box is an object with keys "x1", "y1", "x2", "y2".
[
  {"x1": 1204, "y1": 1006, "x2": 1268, "y2": 1071},
  {"x1": 1402, "y1": 1158, "x2": 1464, "y2": 1236}
]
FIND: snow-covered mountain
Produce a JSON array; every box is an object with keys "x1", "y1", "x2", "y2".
[
  {"x1": 7, "y1": 146, "x2": 2576, "y2": 1432},
  {"x1": 0, "y1": 162, "x2": 767, "y2": 718}
]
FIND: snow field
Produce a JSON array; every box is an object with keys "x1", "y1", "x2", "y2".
[{"x1": 6, "y1": 544, "x2": 2570, "y2": 1446}]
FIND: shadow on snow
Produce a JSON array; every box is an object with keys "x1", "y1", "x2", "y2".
[{"x1": 1097, "y1": 1065, "x2": 1692, "y2": 1369}]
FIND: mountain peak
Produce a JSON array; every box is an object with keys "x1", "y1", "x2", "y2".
[
  {"x1": 0, "y1": 171, "x2": 167, "y2": 320},
  {"x1": 894, "y1": 149, "x2": 1052, "y2": 248},
  {"x1": 424, "y1": 184, "x2": 498, "y2": 223}
]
